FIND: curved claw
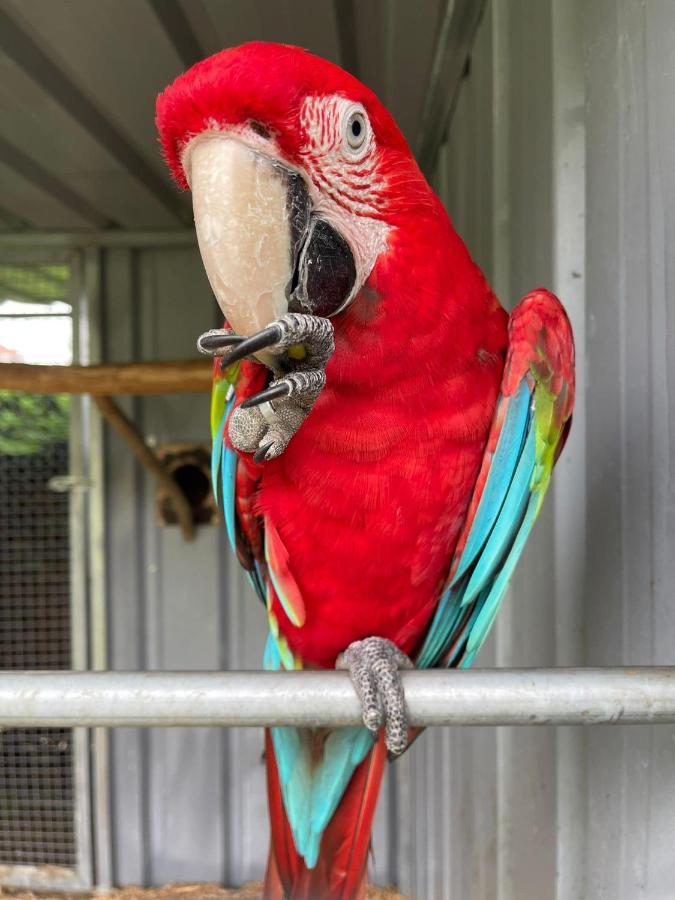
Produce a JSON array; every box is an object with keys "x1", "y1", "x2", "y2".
[
  {"x1": 218, "y1": 324, "x2": 283, "y2": 368},
  {"x1": 240, "y1": 382, "x2": 291, "y2": 409},
  {"x1": 253, "y1": 442, "x2": 274, "y2": 464},
  {"x1": 196, "y1": 330, "x2": 243, "y2": 354}
]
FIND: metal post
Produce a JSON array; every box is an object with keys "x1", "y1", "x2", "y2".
[{"x1": 0, "y1": 669, "x2": 674, "y2": 727}]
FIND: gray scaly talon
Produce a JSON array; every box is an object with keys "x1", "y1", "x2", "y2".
[
  {"x1": 336, "y1": 636, "x2": 413, "y2": 757},
  {"x1": 241, "y1": 370, "x2": 326, "y2": 409},
  {"x1": 218, "y1": 313, "x2": 333, "y2": 371},
  {"x1": 197, "y1": 314, "x2": 334, "y2": 461}
]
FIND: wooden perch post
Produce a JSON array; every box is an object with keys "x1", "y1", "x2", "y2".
[
  {"x1": 93, "y1": 396, "x2": 195, "y2": 542},
  {"x1": 1, "y1": 359, "x2": 214, "y2": 542}
]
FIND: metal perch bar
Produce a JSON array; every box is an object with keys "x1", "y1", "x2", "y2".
[{"x1": 0, "y1": 669, "x2": 674, "y2": 728}]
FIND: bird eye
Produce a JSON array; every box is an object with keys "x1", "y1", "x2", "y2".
[{"x1": 343, "y1": 106, "x2": 368, "y2": 153}]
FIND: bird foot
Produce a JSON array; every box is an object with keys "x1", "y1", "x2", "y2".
[
  {"x1": 197, "y1": 313, "x2": 334, "y2": 462},
  {"x1": 336, "y1": 637, "x2": 413, "y2": 757}
]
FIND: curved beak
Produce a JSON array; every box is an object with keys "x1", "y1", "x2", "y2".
[{"x1": 186, "y1": 135, "x2": 356, "y2": 345}]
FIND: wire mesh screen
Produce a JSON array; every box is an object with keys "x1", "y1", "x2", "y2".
[{"x1": 0, "y1": 263, "x2": 78, "y2": 871}]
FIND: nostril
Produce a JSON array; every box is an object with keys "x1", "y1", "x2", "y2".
[{"x1": 249, "y1": 119, "x2": 271, "y2": 140}]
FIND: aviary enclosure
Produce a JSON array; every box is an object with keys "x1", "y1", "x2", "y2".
[{"x1": 0, "y1": 1, "x2": 673, "y2": 898}]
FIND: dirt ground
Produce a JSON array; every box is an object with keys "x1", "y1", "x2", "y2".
[{"x1": 0, "y1": 883, "x2": 408, "y2": 899}]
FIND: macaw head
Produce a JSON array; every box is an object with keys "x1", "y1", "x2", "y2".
[{"x1": 156, "y1": 41, "x2": 440, "y2": 342}]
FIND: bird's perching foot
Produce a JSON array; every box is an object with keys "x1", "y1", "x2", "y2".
[
  {"x1": 336, "y1": 637, "x2": 414, "y2": 757},
  {"x1": 198, "y1": 313, "x2": 334, "y2": 462}
]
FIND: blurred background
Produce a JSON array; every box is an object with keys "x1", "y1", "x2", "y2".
[{"x1": 0, "y1": 0, "x2": 673, "y2": 897}]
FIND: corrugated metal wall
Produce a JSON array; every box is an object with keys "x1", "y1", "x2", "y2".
[
  {"x1": 101, "y1": 0, "x2": 675, "y2": 896},
  {"x1": 583, "y1": 1, "x2": 675, "y2": 896}
]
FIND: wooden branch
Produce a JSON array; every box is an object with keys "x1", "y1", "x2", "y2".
[
  {"x1": 0, "y1": 360, "x2": 212, "y2": 395},
  {"x1": 93, "y1": 395, "x2": 195, "y2": 542}
]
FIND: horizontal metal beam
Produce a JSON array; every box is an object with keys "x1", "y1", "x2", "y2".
[
  {"x1": 0, "y1": 203, "x2": 30, "y2": 232},
  {"x1": 0, "y1": 230, "x2": 196, "y2": 249},
  {"x1": 0, "y1": 134, "x2": 114, "y2": 229},
  {"x1": 0, "y1": 669, "x2": 674, "y2": 728}
]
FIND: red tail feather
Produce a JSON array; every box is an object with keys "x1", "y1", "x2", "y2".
[{"x1": 263, "y1": 729, "x2": 387, "y2": 900}]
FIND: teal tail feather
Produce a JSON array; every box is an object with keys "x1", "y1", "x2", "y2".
[{"x1": 264, "y1": 729, "x2": 387, "y2": 900}]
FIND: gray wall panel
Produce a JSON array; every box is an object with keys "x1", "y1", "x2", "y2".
[
  {"x1": 584, "y1": 0, "x2": 675, "y2": 897},
  {"x1": 138, "y1": 249, "x2": 225, "y2": 884},
  {"x1": 103, "y1": 247, "x2": 148, "y2": 886},
  {"x1": 104, "y1": 244, "x2": 233, "y2": 886}
]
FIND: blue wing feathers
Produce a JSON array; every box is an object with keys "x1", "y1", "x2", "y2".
[
  {"x1": 213, "y1": 392, "x2": 237, "y2": 552},
  {"x1": 450, "y1": 380, "x2": 531, "y2": 588},
  {"x1": 461, "y1": 417, "x2": 536, "y2": 606},
  {"x1": 222, "y1": 443, "x2": 237, "y2": 553},
  {"x1": 416, "y1": 377, "x2": 544, "y2": 670},
  {"x1": 463, "y1": 496, "x2": 540, "y2": 665},
  {"x1": 416, "y1": 585, "x2": 465, "y2": 668}
]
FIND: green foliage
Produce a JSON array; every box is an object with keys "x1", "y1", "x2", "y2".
[
  {"x1": 0, "y1": 391, "x2": 70, "y2": 455},
  {"x1": 0, "y1": 264, "x2": 69, "y2": 304}
]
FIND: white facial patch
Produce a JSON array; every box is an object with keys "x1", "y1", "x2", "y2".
[{"x1": 298, "y1": 94, "x2": 391, "y2": 298}]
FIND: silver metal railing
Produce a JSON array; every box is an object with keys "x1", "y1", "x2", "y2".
[{"x1": 0, "y1": 669, "x2": 674, "y2": 727}]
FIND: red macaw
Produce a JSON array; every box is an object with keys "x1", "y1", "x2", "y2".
[{"x1": 157, "y1": 42, "x2": 574, "y2": 900}]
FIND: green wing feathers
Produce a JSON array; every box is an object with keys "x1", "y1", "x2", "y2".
[{"x1": 417, "y1": 289, "x2": 575, "y2": 669}]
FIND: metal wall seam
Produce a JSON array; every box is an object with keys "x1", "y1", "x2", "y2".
[{"x1": 82, "y1": 246, "x2": 113, "y2": 890}]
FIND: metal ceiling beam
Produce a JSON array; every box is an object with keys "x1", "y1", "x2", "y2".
[
  {"x1": 0, "y1": 204, "x2": 29, "y2": 231},
  {"x1": 0, "y1": 7, "x2": 189, "y2": 226},
  {"x1": 0, "y1": 134, "x2": 113, "y2": 229},
  {"x1": 334, "y1": 0, "x2": 360, "y2": 79},
  {"x1": 415, "y1": 0, "x2": 488, "y2": 177},
  {"x1": 147, "y1": 0, "x2": 205, "y2": 70},
  {"x1": 0, "y1": 229, "x2": 195, "y2": 249}
]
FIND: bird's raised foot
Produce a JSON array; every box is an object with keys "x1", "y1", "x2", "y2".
[
  {"x1": 196, "y1": 313, "x2": 334, "y2": 462},
  {"x1": 336, "y1": 636, "x2": 413, "y2": 757}
]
